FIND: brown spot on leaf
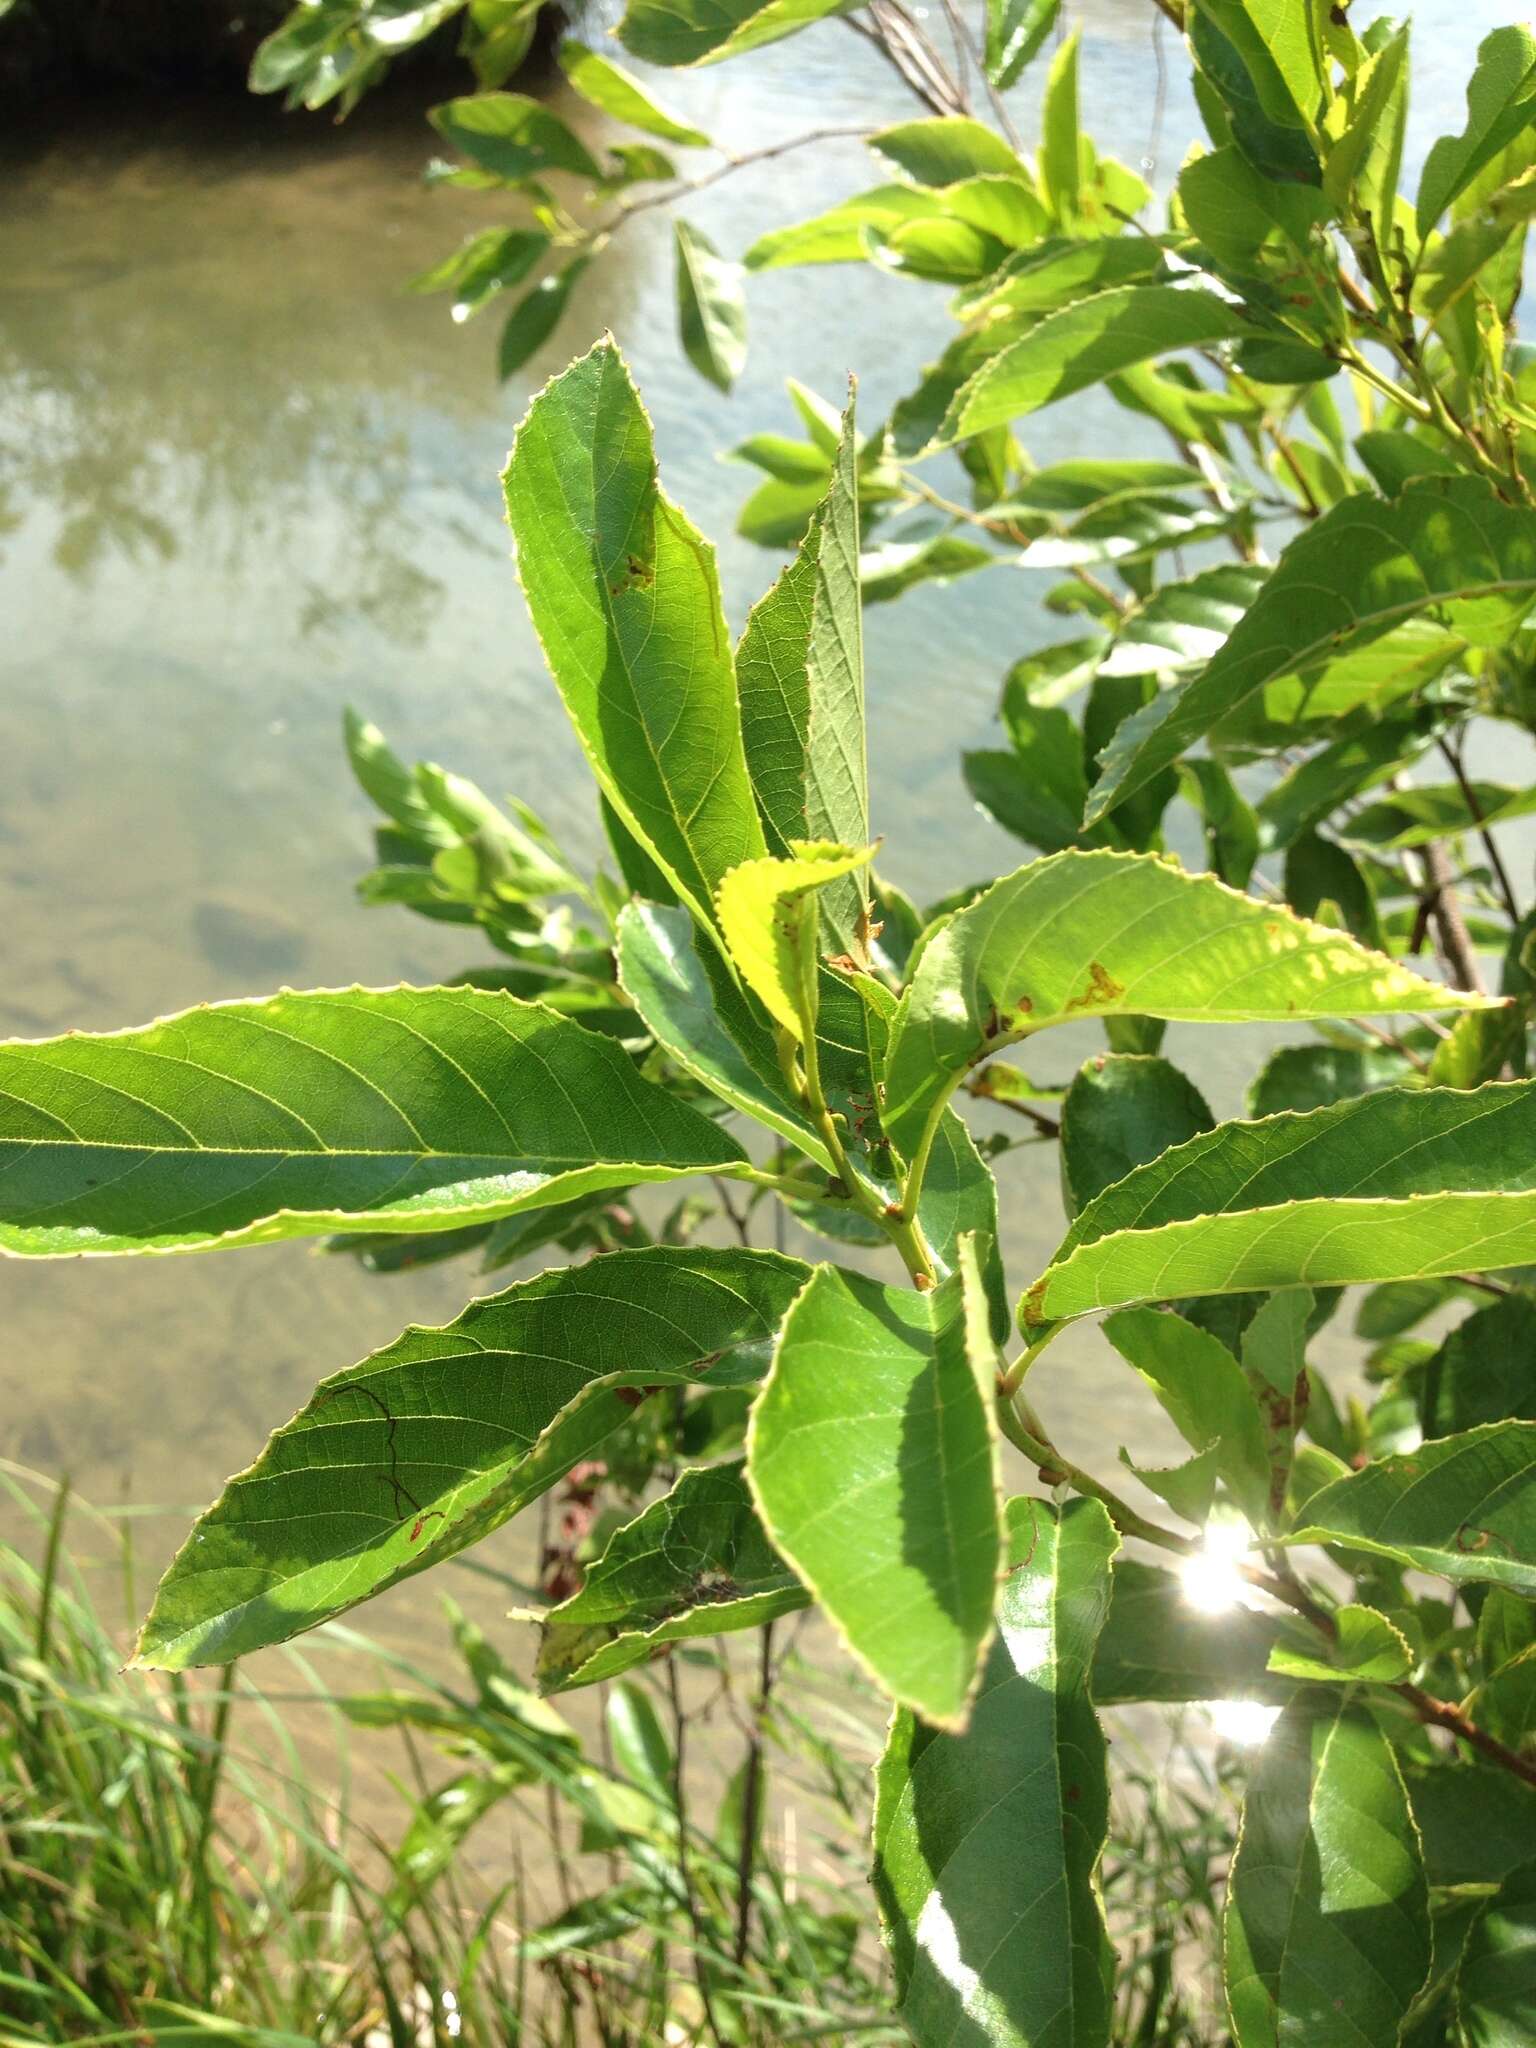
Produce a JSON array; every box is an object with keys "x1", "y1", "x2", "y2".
[
  {"x1": 608, "y1": 551, "x2": 654, "y2": 597},
  {"x1": 1065, "y1": 961, "x2": 1126, "y2": 1011}
]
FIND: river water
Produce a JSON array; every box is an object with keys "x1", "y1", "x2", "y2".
[{"x1": 0, "y1": 0, "x2": 1518, "y2": 1669}]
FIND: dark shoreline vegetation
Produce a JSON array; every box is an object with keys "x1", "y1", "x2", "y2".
[
  {"x1": 0, "y1": 2, "x2": 291, "y2": 92},
  {"x1": 0, "y1": 0, "x2": 538, "y2": 97},
  {"x1": 11, "y1": 1, "x2": 1536, "y2": 2042}
]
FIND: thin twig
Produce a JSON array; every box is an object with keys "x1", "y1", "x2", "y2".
[
  {"x1": 1438, "y1": 734, "x2": 1520, "y2": 922},
  {"x1": 963, "y1": 1069, "x2": 1061, "y2": 1135},
  {"x1": 1399, "y1": 1684, "x2": 1536, "y2": 1789},
  {"x1": 845, "y1": 7, "x2": 961, "y2": 118},
  {"x1": 614, "y1": 125, "x2": 879, "y2": 224},
  {"x1": 942, "y1": 0, "x2": 1023, "y2": 149},
  {"x1": 1417, "y1": 839, "x2": 1487, "y2": 994},
  {"x1": 876, "y1": 0, "x2": 967, "y2": 113},
  {"x1": 712, "y1": 1177, "x2": 753, "y2": 1249}
]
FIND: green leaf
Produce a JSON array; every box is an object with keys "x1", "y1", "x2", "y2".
[
  {"x1": 1182, "y1": 757, "x2": 1259, "y2": 889},
  {"x1": 1284, "y1": 831, "x2": 1384, "y2": 950},
  {"x1": 534, "y1": 1462, "x2": 807, "y2": 1691},
  {"x1": 343, "y1": 708, "x2": 453, "y2": 842},
  {"x1": 1409, "y1": 1764, "x2": 1536, "y2": 1888},
  {"x1": 1085, "y1": 477, "x2": 1536, "y2": 829},
  {"x1": 1059, "y1": 1054, "x2": 1214, "y2": 1215},
  {"x1": 1099, "y1": 562, "x2": 1265, "y2": 679},
  {"x1": 1038, "y1": 30, "x2": 1082, "y2": 221},
  {"x1": 881, "y1": 847, "x2": 1477, "y2": 1163},
  {"x1": 964, "y1": 732, "x2": 1087, "y2": 856},
  {"x1": 1323, "y1": 27, "x2": 1407, "y2": 228},
  {"x1": 1247, "y1": 1042, "x2": 1414, "y2": 1116},
  {"x1": 1257, "y1": 715, "x2": 1435, "y2": 850},
  {"x1": 1418, "y1": 27, "x2": 1536, "y2": 233},
  {"x1": 1188, "y1": 3, "x2": 1319, "y2": 185},
  {"x1": 428, "y1": 93, "x2": 601, "y2": 183},
  {"x1": 1345, "y1": 781, "x2": 1536, "y2": 851},
  {"x1": 1102, "y1": 1306, "x2": 1270, "y2": 1526},
  {"x1": 1458, "y1": 1859, "x2": 1536, "y2": 2046},
  {"x1": 748, "y1": 1244, "x2": 1002, "y2": 1727},
  {"x1": 1289, "y1": 1423, "x2": 1536, "y2": 1593},
  {"x1": 1196, "y1": 0, "x2": 1325, "y2": 135},
  {"x1": 465, "y1": 0, "x2": 543, "y2": 87},
  {"x1": 743, "y1": 185, "x2": 943, "y2": 270},
  {"x1": 134, "y1": 1246, "x2": 807, "y2": 1666},
  {"x1": 1427, "y1": 1002, "x2": 1529, "y2": 1092},
  {"x1": 716, "y1": 842, "x2": 874, "y2": 1043},
  {"x1": 615, "y1": 898, "x2": 832, "y2": 1166},
  {"x1": 1424, "y1": 1293, "x2": 1536, "y2": 1436},
  {"x1": 1180, "y1": 144, "x2": 1330, "y2": 272},
  {"x1": 557, "y1": 40, "x2": 710, "y2": 145},
  {"x1": 1223, "y1": 1703, "x2": 1431, "y2": 2047},
  {"x1": 1089, "y1": 1558, "x2": 1282, "y2": 1703},
  {"x1": 607, "y1": 1679, "x2": 673, "y2": 1798},
  {"x1": 498, "y1": 257, "x2": 590, "y2": 378},
  {"x1": 1267, "y1": 1604, "x2": 1413, "y2": 1683},
  {"x1": 735, "y1": 391, "x2": 870, "y2": 956},
  {"x1": 674, "y1": 220, "x2": 747, "y2": 390},
  {"x1": 986, "y1": 0, "x2": 1057, "y2": 91},
  {"x1": 392, "y1": 1768, "x2": 524, "y2": 1900},
  {"x1": 863, "y1": 533, "x2": 995, "y2": 601},
  {"x1": 1467, "y1": 1643, "x2": 1536, "y2": 1755},
  {"x1": 600, "y1": 141, "x2": 679, "y2": 189},
  {"x1": 954, "y1": 235, "x2": 1170, "y2": 320},
  {"x1": 617, "y1": 0, "x2": 845, "y2": 68},
  {"x1": 1355, "y1": 430, "x2": 1464, "y2": 496},
  {"x1": 0, "y1": 986, "x2": 747, "y2": 1258},
  {"x1": 918, "y1": 285, "x2": 1251, "y2": 451},
  {"x1": 1027, "y1": 1081, "x2": 1536, "y2": 1331},
  {"x1": 408, "y1": 225, "x2": 549, "y2": 317},
  {"x1": 871, "y1": 1497, "x2": 1117, "y2": 2045},
  {"x1": 503, "y1": 340, "x2": 766, "y2": 930},
  {"x1": 871, "y1": 117, "x2": 1028, "y2": 187}
]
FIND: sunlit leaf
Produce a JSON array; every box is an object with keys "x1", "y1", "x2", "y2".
[
  {"x1": 985, "y1": 0, "x2": 1058, "y2": 90},
  {"x1": 1417, "y1": 26, "x2": 1536, "y2": 231},
  {"x1": 1288, "y1": 1423, "x2": 1536, "y2": 1593},
  {"x1": 0, "y1": 987, "x2": 748, "y2": 1257},
  {"x1": 744, "y1": 185, "x2": 943, "y2": 269},
  {"x1": 716, "y1": 842, "x2": 874, "y2": 1043},
  {"x1": 1028, "y1": 1081, "x2": 1536, "y2": 1329},
  {"x1": 535, "y1": 1462, "x2": 807, "y2": 1690},
  {"x1": 428, "y1": 92, "x2": 601, "y2": 182},
  {"x1": 872, "y1": 1498, "x2": 1117, "y2": 2043},
  {"x1": 881, "y1": 848, "x2": 1478, "y2": 1161},
  {"x1": 674, "y1": 220, "x2": 748, "y2": 390},
  {"x1": 736, "y1": 392, "x2": 871, "y2": 954},
  {"x1": 558, "y1": 40, "x2": 710, "y2": 145},
  {"x1": 1086, "y1": 478, "x2": 1536, "y2": 828},
  {"x1": 503, "y1": 340, "x2": 766, "y2": 928},
  {"x1": 1267, "y1": 1604, "x2": 1412, "y2": 1683},
  {"x1": 871, "y1": 117, "x2": 1029, "y2": 187},
  {"x1": 135, "y1": 1247, "x2": 808, "y2": 1665},
  {"x1": 1224, "y1": 1702, "x2": 1431, "y2": 2047},
  {"x1": 748, "y1": 1243, "x2": 1001, "y2": 1726},
  {"x1": 918, "y1": 284, "x2": 1251, "y2": 451},
  {"x1": 618, "y1": 0, "x2": 846, "y2": 68},
  {"x1": 1090, "y1": 1559, "x2": 1282, "y2": 1703}
]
